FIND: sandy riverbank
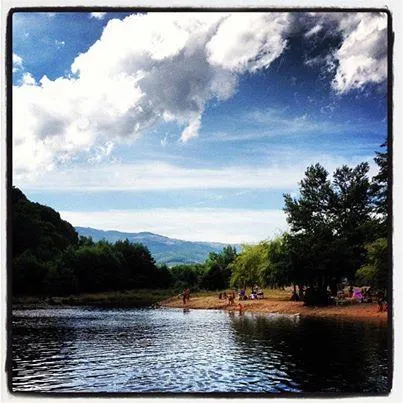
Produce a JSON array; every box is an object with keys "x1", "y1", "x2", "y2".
[{"x1": 160, "y1": 295, "x2": 388, "y2": 323}]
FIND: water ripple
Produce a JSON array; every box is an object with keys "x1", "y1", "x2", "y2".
[{"x1": 11, "y1": 307, "x2": 389, "y2": 393}]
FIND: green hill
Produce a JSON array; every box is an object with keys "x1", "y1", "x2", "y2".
[{"x1": 75, "y1": 227, "x2": 240, "y2": 266}]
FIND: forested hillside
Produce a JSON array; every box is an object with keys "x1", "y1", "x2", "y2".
[
  {"x1": 75, "y1": 226, "x2": 239, "y2": 266},
  {"x1": 11, "y1": 188, "x2": 171, "y2": 296}
]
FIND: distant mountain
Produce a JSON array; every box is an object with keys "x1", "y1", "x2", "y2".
[{"x1": 75, "y1": 227, "x2": 240, "y2": 266}]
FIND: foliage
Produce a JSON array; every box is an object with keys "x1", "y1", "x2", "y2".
[
  {"x1": 12, "y1": 188, "x2": 173, "y2": 296},
  {"x1": 12, "y1": 187, "x2": 78, "y2": 260},
  {"x1": 259, "y1": 236, "x2": 291, "y2": 288},
  {"x1": 230, "y1": 243, "x2": 266, "y2": 289},
  {"x1": 11, "y1": 141, "x2": 390, "y2": 306},
  {"x1": 355, "y1": 238, "x2": 388, "y2": 290},
  {"x1": 201, "y1": 246, "x2": 237, "y2": 290},
  {"x1": 169, "y1": 263, "x2": 206, "y2": 291},
  {"x1": 371, "y1": 143, "x2": 388, "y2": 219},
  {"x1": 283, "y1": 162, "x2": 375, "y2": 300}
]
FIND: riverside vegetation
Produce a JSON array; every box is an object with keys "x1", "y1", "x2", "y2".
[{"x1": 11, "y1": 143, "x2": 388, "y2": 309}]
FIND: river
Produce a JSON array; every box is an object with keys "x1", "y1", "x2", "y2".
[{"x1": 10, "y1": 307, "x2": 390, "y2": 394}]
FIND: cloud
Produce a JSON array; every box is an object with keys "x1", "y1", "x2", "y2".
[
  {"x1": 304, "y1": 24, "x2": 322, "y2": 38},
  {"x1": 206, "y1": 13, "x2": 291, "y2": 72},
  {"x1": 21, "y1": 72, "x2": 36, "y2": 86},
  {"x1": 13, "y1": 12, "x2": 387, "y2": 180},
  {"x1": 15, "y1": 153, "x2": 377, "y2": 193},
  {"x1": 15, "y1": 161, "x2": 302, "y2": 192},
  {"x1": 60, "y1": 208, "x2": 288, "y2": 243},
  {"x1": 88, "y1": 141, "x2": 114, "y2": 164},
  {"x1": 55, "y1": 40, "x2": 65, "y2": 49},
  {"x1": 302, "y1": 12, "x2": 387, "y2": 94},
  {"x1": 13, "y1": 12, "x2": 291, "y2": 177},
  {"x1": 90, "y1": 12, "x2": 107, "y2": 20},
  {"x1": 331, "y1": 13, "x2": 388, "y2": 93},
  {"x1": 13, "y1": 53, "x2": 23, "y2": 72}
]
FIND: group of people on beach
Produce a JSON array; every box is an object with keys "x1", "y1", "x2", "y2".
[
  {"x1": 289, "y1": 284, "x2": 387, "y2": 312},
  {"x1": 238, "y1": 287, "x2": 264, "y2": 300},
  {"x1": 218, "y1": 291, "x2": 244, "y2": 312}
]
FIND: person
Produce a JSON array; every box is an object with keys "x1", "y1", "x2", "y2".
[
  {"x1": 239, "y1": 289, "x2": 246, "y2": 300},
  {"x1": 352, "y1": 289, "x2": 363, "y2": 302},
  {"x1": 298, "y1": 285, "x2": 305, "y2": 300},
  {"x1": 349, "y1": 285, "x2": 354, "y2": 298},
  {"x1": 182, "y1": 289, "x2": 187, "y2": 305},
  {"x1": 237, "y1": 303, "x2": 243, "y2": 313},
  {"x1": 290, "y1": 291, "x2": 300, "y2": 301},
  {"x1": 377, "y1": 290, "x2": 385, "y2": 312}
]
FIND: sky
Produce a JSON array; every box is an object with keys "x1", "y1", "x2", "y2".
[{"x1": 11, "y1": 10, "x2": 389, "y2": 244}]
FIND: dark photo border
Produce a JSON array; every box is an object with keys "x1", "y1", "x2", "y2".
[{"x1": 5, "y1": 5, "x2": 395, "y2": 399}]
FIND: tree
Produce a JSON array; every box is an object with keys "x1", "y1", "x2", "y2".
[
  {"x1": 114, "y1": 239, "x2": 158, "y2": 288},
  {"x1": 355, "y1": 238, "x2": 388, "y2": 290},
  {"x1": 170, "y1": 263, "x2": 206, "y2": 290},
  {"x1": 283, "y1": 162, "x2": 373, "y2": 303},
  {"x1": 371, "y1": 143, "x2": 388, "y2": 218},
  {"x1": 230, "y1": 243, "x2": 266, "y2": 290},
  {"x1": 259, "y1": 235, "x2": 291, "y2": 289},
  {"x1": 354, "y1": 142, "x2": 389, "y2": 292},
  {"x1": 201, "y1": 246, "x2": 237, "y2": 290}
]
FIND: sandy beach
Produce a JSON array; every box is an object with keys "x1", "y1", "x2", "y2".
[{"x1": 160, "y1": 294, "x2": 389, "y2": 323}]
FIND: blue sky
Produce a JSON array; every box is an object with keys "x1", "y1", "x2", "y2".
[{"x1": 12, "y1": 11, "x2": 388, "y2": 243}]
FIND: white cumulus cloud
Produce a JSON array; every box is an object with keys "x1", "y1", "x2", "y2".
[
  {"x1": 13, "y1": 12, "x2": 291, "y2": 178},
  {"x1": 331, "y1": 12, "x2": 388, "y2": 93},
  {"x1": 90, "y1": 12, "x2": 107, "y2": 20},
  {"x1": 13, "y1": 12, "x2": 388, "y2": 180},
  {"x1": 13, "y1": 53, "x2": 23, "y2": 72}
]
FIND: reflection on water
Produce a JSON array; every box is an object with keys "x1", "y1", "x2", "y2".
[{"x1": 11, "y1": 308, "x2": 390, "y2": 393}]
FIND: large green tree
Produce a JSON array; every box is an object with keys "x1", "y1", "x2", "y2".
[
  {"x1": 258, "y1": 235, "x2": 291, "y2": 289},
  {"x1": 355, "y1": 238, "x2": 388, "y2": 290},
  {"x1": 230, "y1": 243, "x2": 266, "y2": 290},
  {"x1": 355, "y1": 142, "x2": 389, "y2": 291},
  {"x1": 283, "y1": 162, "x2": 373, "y2": 300},
  {"x1": 201, "y1": 246, "x2": 237, "y2": 290}
]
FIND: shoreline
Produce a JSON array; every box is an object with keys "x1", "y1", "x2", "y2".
[
  {"x1": 11, "y1": 290, "x2": 389, "y2": 324},
  {"x1": 160, "y1": 295, "x2": 389, "y2": 323}
]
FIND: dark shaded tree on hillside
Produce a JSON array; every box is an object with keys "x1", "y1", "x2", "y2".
[
  {"x1": 114, "y1": 239, "x2": 159, "y2": 288},
  {"x1": 65, "y1": 241, "x2": 126, "y2": 293},
  {"x1": 12, "y1": 187, "x2": 78, "y2": 259},
  {"x1": 12, "y1": 189, "x2": 173, "y2": 296},
  {"x1": 12, "y1": 187, "x2": 79, "y2": 295}
]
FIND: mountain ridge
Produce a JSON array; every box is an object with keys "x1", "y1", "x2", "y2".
[{"x1": 75, "y1": 226, "x2": 241, "y2": 266}]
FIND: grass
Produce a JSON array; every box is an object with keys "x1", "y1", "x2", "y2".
[{"x1": 12, "y1": 289, "x2": 176, "y2": 308}]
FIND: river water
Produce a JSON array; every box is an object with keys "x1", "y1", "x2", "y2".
[{"x1": 11, "y1": 307, "x2": 390, "y2": 394}]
